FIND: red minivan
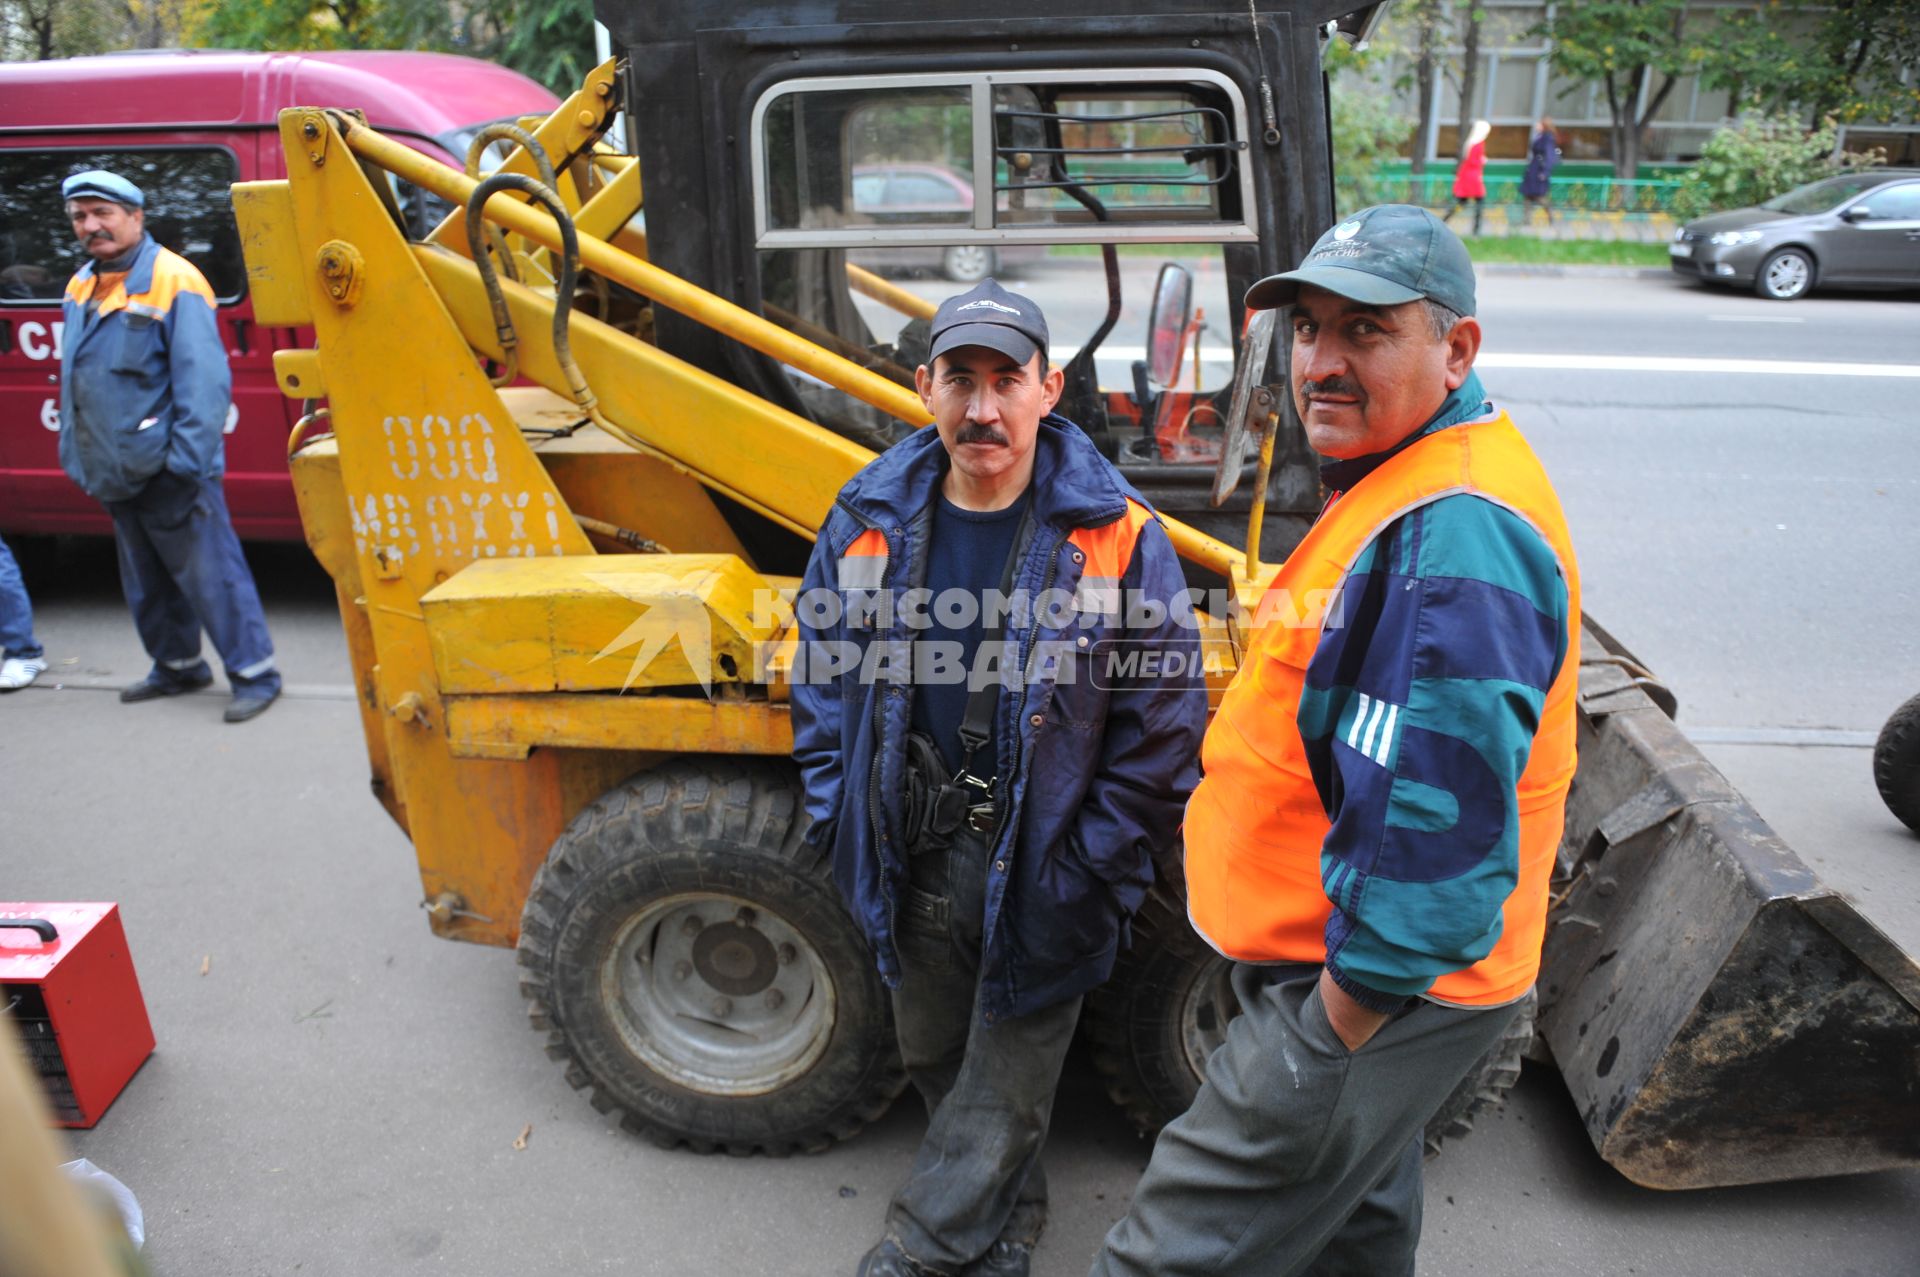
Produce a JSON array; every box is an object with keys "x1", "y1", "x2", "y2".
[{"x1": 0, "y1": 50, "x2": 560, "y2": 541}]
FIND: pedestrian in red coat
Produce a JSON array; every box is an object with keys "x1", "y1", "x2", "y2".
[{"x1": 1443, "y1": 119, "x2": 1491, "y2": 234}]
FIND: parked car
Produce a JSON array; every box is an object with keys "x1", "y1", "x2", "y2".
[
  {"x1": 1670, "y1": 169, "x2": 1920, "y2": 300},
  {"x1": 847, "y1": 163, "x2": 1046, "y2": 283},
  {"x1": 0, "y1": 50, "x2": 560, "y2": 543}
]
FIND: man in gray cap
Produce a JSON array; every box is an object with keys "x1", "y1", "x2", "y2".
[
  {"x1": 1092, "y1": 205, "x2": 1581, "y2": 1275},
  {"x1": 59, "y1": 169, "x2": 280, "y2": 722},
  {"x1": 792, "y1": 279, "x2": 1207, "y2": 1276}
]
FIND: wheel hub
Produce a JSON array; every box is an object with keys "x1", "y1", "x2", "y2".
[
  {"x1": 692, "y1": 922, "x2": 778, "y2": 996},
  {"x1": 603, "y1": 893, "x2": 835, "y2": 1095}
]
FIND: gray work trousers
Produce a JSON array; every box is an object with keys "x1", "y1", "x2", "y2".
[
  {"x1": 885, "y1": 824, "x2": 1083, "y2": 1273},
  {"x1": 1092, "y1": 963, "x2": 1518, "y2": 1277}
]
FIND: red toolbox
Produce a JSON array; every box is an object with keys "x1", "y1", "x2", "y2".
[{"x1": 0, "y1": 903, "x2": 155, "y2": 1128}]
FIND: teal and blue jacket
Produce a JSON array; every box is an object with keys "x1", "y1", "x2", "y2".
[{"x1": 1298, "y1": 373, "x2": 1571, "y2": 1011}]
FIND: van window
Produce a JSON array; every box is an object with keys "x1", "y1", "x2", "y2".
[{"x1": 0, "y1": 147, "x2": 246, "y2": 305}]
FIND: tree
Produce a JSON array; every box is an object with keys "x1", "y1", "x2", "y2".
[
  {"x1": 1536, "y1": 0, "x2": 1698, "y2": 180},
  {"x1": 1404, "y1": 0, "x2": 1445, "y2": 177},
  {"x1": 1453, "y1": 2, "x2": 1483, "y2": 159},
  {"x1": 1704, "y1": 0, "x2": 1920, "y2": 131},
  {"x1": 187, "y1": 0, "x2": 592, "y2": 95},
  {"x1": 1324, "y1": 26, "x2": 1418, "y2": 216}
]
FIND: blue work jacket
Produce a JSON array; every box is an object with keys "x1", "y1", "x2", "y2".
[
  {"x1": 60, "y1": 234, "x2": 231, "y2": 503},
  {"x1": 791, "y1": 416, "x2": 1209, "y2": 1022}
]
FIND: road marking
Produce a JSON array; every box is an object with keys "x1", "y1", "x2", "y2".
[
  {"x1": 1477, "y1": 353, "x2": 1920, "y2": 378},
  {"x1": 1058, "y1": 346, "x2": 1920, "y2": 379},
  {"x1": 1708, "y1": 314, "x2": 1805, "y2": 323},
  {"x1": 1687, "y1": 726, "x2": 1875, "y2": 749}
]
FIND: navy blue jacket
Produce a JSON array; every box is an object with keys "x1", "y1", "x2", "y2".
[{"x1": 791, "y1": 417, "x2": 1208, "y2": 1022}]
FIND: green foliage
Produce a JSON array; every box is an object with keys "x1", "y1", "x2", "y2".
[
  {"x1": 1330, "y1": 79, "x2": 1416, "y2": 216},
  {"x1": 1705, "y1": 0, "x2": 1920, "y2": 127},
  {"x1": 1536, "y1": 0, "x2": 1695, "y2": 178},
  {"x1": 1667, "y1": 113, "x2": 1884, "y2": 220},
  {"x1": 186, "y1": 0, "x2": 593, "y2": 95},
  {"x1": 1323, "y1": 33, "x2": 1417, "y2": 216}
]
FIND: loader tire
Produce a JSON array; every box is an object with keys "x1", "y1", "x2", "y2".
[
  {"x1": 517, "y1": 758, "x2": 907, "y2": 1155},
  {"x1": 1086, "y1": 878, "x2": 1533, "y2": 1156},
  {"x1": 1873, "y1": 692, "x2": 1920, "y2": 834}
]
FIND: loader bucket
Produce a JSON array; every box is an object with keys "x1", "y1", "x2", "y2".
[{"x1": 1540, "y1": 624, "x2": 1920, "y2": 1189}]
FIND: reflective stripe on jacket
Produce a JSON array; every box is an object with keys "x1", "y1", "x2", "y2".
[
  {"x1": 1184, "y1": 410, "x2": 1581, "y2": 1008},
  {"x1": 60, "y1": 234, "x2": 231, "y2": 502},
  {"x1": 790, "y1": 417, "x2": 1209, "y2": 1022}
]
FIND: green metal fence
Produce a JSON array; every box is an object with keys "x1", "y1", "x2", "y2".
[{"x1": 1388, "y1": 172, "x2": 1686, "y2": 215}]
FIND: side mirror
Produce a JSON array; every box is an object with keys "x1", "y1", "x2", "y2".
[
  {"x1": 1145, "y1": 262, "x2": 1194, "y2": 387},
  {"x1": 1210, "y1": 306, "x2": 1278, "y2": 507},
  {"x1": 1840, "y1": 205, "x2": 1871, "y2": 223}
]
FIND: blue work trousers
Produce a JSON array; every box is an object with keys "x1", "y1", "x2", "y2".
[
  {"x1": 886, "y1": 823, "x2": 1083, "y2": 1272},
  {"x1": 104, "y1": 473, "x2": 279, "y2": 695},
  {"x1": 0, "y1": 535, "x2": 44, "y2": 660}
]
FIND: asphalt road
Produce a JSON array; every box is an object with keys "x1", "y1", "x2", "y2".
[{"x1": 4, "y1": 267, "x2": 1919, "y2": 1276}]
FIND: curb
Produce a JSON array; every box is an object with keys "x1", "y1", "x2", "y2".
[{"x1": 1475, "y1": 263, "x2": 1671, "y2": 279}]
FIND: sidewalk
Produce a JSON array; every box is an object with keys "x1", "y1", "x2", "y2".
[{"x1": 1436, "y1": 203, "x2": 1678, "y2": 243}]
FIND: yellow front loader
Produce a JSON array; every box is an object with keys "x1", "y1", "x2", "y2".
[{"x1": 239, "y1": 53, "x2": 1920, "y2": 1183}]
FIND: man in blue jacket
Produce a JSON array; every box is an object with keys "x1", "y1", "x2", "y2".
[
  {"x1": 792, "y1": 280, "x2": 1208, "y2": 1277},
  {"x1": 59, "y1": 171, "x2": 280, "y2": 722}
]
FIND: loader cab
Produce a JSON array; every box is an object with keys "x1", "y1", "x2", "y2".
[{"x1": 599, "y1": 0, "x2": 1387, "y2": 573}]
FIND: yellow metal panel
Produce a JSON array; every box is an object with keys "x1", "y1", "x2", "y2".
[
  {"x1": 232, "y1": 182, "x2": 314, "y2": 326},
  {"x1": 421, "y1": 553, "x2": 778, "y2": 695},
  {"x1": 274, "y1": 349, "x2": 325, "y2": 400},
  {"x1": 445, "y1": 694, "x2": 793, "y2": 758},
  {"x1": 272, "y1": 106, "x2": 599, "y2": 948}
]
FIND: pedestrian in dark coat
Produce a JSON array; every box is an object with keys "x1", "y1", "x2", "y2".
[{"x1": 1522, "y1": 117, "x2": 1561, "y2": 224}]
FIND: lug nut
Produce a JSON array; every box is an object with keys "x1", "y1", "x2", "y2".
[
  {"x1": 777, "y1": 943, "x2": 798, "y2": 966},
  {"x1": 682, "y1": 915, "x2": 704, "y2": 936},
  {"x1": 764, "y1": 989, "x2": 786, "y2": 1011},
  {"x1": 710, "y1": 996, "x2": 733, "y2": 1018},
  {"x1": 736, "y1": 906, "x2": 758, "y2": 926},
  {"x1": 674, "y1": 961, "x2": 692, "y2": 982}
]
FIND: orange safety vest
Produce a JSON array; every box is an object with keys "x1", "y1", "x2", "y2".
[{"x1": 1185, "y1": 410, "x2": 1581, "y2": 1006}]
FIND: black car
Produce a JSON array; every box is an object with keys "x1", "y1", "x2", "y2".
[{"x1": 1670, "y1": 169, "x2": 1920, "y2": 300}]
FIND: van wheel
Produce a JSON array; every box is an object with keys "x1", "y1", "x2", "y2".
[
  {"x1": 1085, "y1": 878, "x2": 1532, "y2": 1155},
  {"x1": 942, "y1": 245, "x2": 995, "y2": 283},
  {"x1": 517, "y1": 758, "x2": 907, "y2": 1154},
  {"x1": 1873, "y1": 693, "x2": 1920, "y2": 834},
  {"x1": 1755, "y1": 247, "x2": 1814, "y2": 300}
]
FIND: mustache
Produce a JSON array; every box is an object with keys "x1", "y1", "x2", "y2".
[
  {"x1": 1300, "y1": 376, "x2": 1363, "y2": 399},
  {"x1": 954, "y1": 421, "x2": 1009, "y2": 446}
]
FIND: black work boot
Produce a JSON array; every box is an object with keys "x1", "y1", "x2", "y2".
[
  {"x1": 959, "y1": 1239, "x2": 1032, "y2": 1277},
  {"x1": 857, "y1": 1238, "x2": 944, "y2": 1277}
]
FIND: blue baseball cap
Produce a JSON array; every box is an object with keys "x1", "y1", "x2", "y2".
[
  {"x1": 1245, "y1": 204, "x2": 1476, "y2": 317},
  {"x1": 927, "y1": 278, "x2": 1050, "y2": 368},
  {"x1": 61, "y1": 170, "x2": 145, "y2": 209}
]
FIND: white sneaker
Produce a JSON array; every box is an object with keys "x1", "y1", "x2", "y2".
[{"x1": 0, "y1": 656, "x2": 48, "y2": 691}]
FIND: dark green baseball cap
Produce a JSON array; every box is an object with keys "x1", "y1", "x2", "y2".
[{"x1": 1245, "y1": 204, "x2": 1476, "y2": 316}]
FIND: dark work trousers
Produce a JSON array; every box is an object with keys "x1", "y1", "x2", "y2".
[
  {"x1": 104, "y1": 472, "x2": 280, "y2": 696},
  {"x1": 886, "y1": 823, "x2": 1083, "y2": 1272},
  {"x1": 1092, "y1": 963, "x2": 1518, "y2": 1277}
]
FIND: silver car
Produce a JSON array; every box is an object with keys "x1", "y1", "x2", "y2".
[{"x1": 1670, "y1": 169, "x2": 1920, "y2": 300}]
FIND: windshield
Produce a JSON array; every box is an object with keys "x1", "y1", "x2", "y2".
[{"x1": 1762, "y1": 174, "x2": 1886, "y2": 215}]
